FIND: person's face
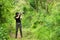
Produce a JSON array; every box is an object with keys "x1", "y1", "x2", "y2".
[{"x1": 17, "y1": 13, "x2": 20, "y2": 16}]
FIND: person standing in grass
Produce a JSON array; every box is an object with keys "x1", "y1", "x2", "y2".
[{"x1": 15, "y1": 12, "x2": 22, "y2": 38}]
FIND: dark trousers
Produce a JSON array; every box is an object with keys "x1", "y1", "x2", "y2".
[{"x1": 15, "y1": 22, "x2": 22, "y2": 38}]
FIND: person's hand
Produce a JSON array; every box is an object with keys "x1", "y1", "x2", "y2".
[{"x1": 20, "y1": 16, "x2": 22, "y2": 19}]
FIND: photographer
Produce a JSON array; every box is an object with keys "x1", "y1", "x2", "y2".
[{"x1": 15, "y1": 12, "x2": 22, "y2": 38}]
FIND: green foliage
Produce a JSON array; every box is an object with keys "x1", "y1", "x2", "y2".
[
  {"x1": 0, "y1": 24, "x2": 9, "y2": 40},
  {"x1": 0, "y1": 0, "x2": 15, "y2": 40},
  {"x1": 0, "y1": 0, "x2": 60, "y2": 40}
]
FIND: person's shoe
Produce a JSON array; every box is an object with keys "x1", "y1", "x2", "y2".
[
  {"x1": 21, "y1": 35, "x2": 23, "y2": 38},
  {"x1": 15, "y1": 36, "x2": 17, "y2": 39}
]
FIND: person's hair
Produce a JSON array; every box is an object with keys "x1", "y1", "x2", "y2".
[{"x1": 16, "y1": 12, "x2": 19, "y2": 16}]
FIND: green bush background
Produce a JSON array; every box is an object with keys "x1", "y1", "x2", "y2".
[{"x1": 0, "y1": 0, "x2": 60, "y2": 40}]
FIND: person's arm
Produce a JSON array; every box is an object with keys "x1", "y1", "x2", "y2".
[
  {"x1": 16, "y1": 15, "x2": 19, "y2": 19},
  {"x1": 20, "y1": 13, "x2": 22, "y2": 19},
  {"x1": 20, "y1": 15, "x2": 22, "y2": 19}
]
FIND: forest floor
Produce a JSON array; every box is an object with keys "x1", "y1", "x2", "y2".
[{"x1": 9, "y1": 28, "x2": 39, "y2": 40}]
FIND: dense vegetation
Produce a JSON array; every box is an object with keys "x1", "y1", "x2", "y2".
[{"x1": 0, "y1": 0, "x2": 60, "y2": 40}]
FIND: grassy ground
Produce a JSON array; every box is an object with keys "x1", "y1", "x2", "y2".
[{"x1": 9, "y1": 28, "x2": 39, "y2": 40}]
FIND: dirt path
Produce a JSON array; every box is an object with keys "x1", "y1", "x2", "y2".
[
  {"x1": 10, "y1": 29, "x2": 32, "y2": 40},
  {"x1": 10, "y1": 31, "x2": 21, "y2": 39},
  {"x1": 9, "y1": 28, "x2": 38, "y2": 40}
]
